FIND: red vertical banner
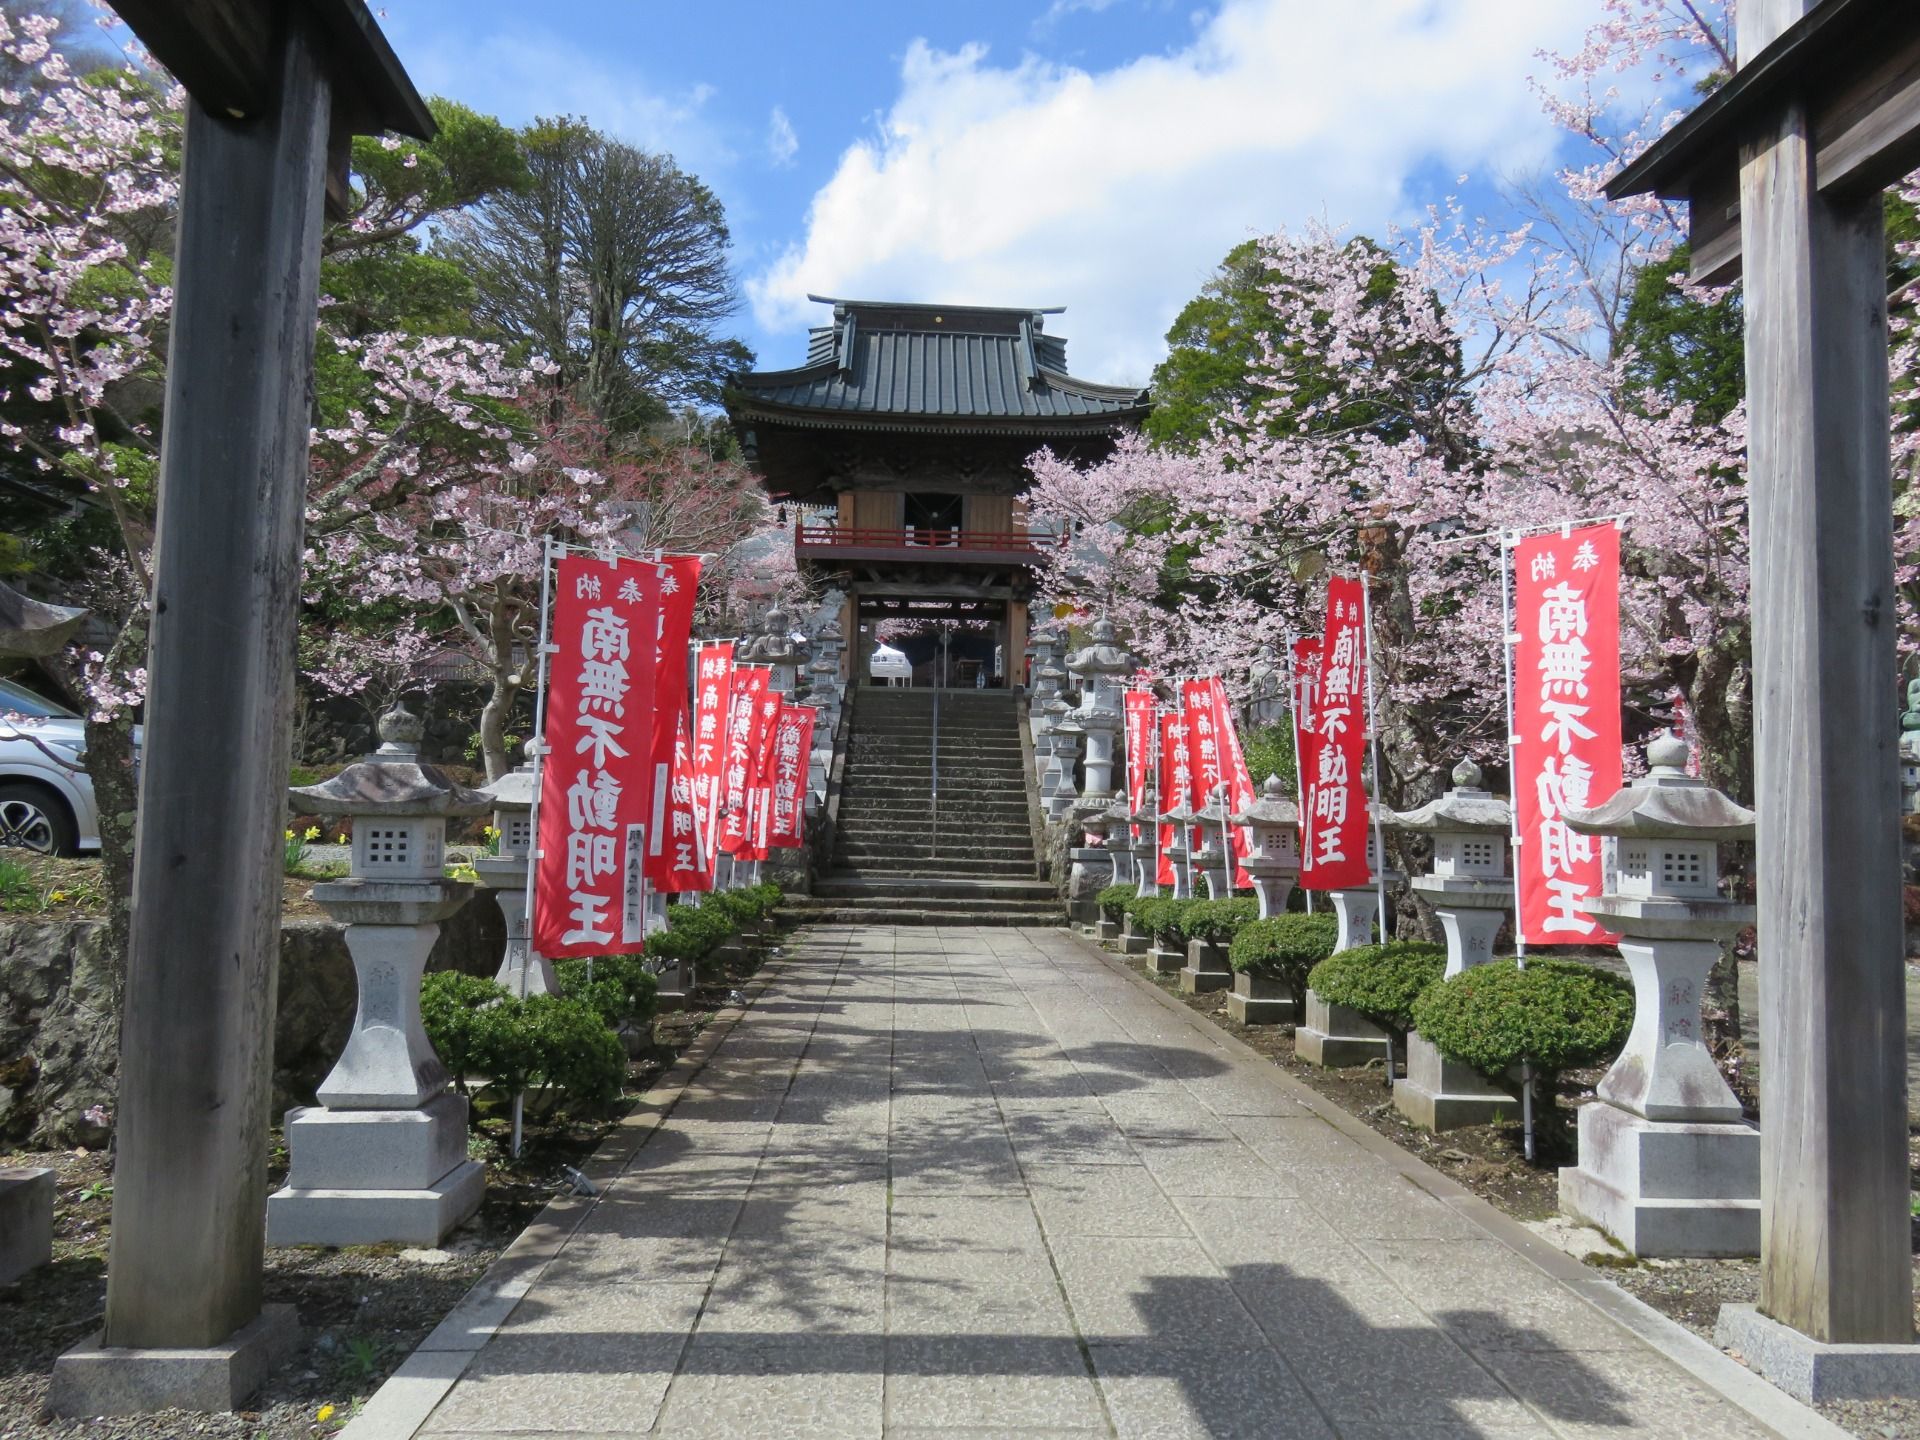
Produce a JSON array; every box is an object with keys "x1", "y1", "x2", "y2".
[
  {"x1": 718, "y1": 666, "x2": 770, "y2": 857},
  {"x1": 769, "y1": 704, "x2": 816, "y2": 848},
  {"x1": 745, "y1": 683, "x2": 784, "y2": 860},
  {"x1": 1156, "y1": 710, "x2": 1182, "y2": 885},
  {"x1": 644, "y1": 555, "x2": 702, "y2": 885},
  {"x1": 533, "y1": 553, "x2": 660, "y2": 958},
  {"x1": 691, "y1": 642, "x2": 733, "y2": 867},
  {"x1": 1123, "y1": 689, "x2": 1156, "y2": 845},
  {"x1": 1182, "y1": 679, "x2": 1222, "y2": 808},
  {"x1": 1205, "y1": 677, "x2": 1257, "y2": 887},
  {"x1": 657, "y1": 711, "x2": 709, "y2": 893},
  {"x1": 1300, "y1": 578, "x2": 1371, "y2": 892},
  {"x1": 1511, "y1": 524, "x2": 1622, "y2": 945}
]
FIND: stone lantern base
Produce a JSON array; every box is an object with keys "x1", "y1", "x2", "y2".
[
  {"x1": 1225, "y1": 970, "x2": 1293, "y2": 1025},
  {"x1": 1179, "y1": 937, "x2": 1232, "y2": 994},
  {"x1": 1097, "y1": 914, "x2": 1123, "y2": 943},
  {"x1": 1393, "y1": 1032, "x2": 1515, "y2": 1130},
  {"x1": 1068, "y1": 846, "x2": 1106, "y2": 924},
  {"x1": 1295, "y1": 989, "x2": 1388, "y2": 1067},
  {"x1": 1120, "y1": 914, "x2": 1152, "y2": 955},
  {"x1": 1148, "y1": 934, "x2": 1184, "y2": 976},
  {"x1": 1329, "y1": 889, "x2": 1382, "y2": 951},
  {"x1": 1558, "y1": 1101, "x2": 1759, "y2": 1257},
  {"x1": 268, "y1": 1092, "x2": 484, "y2": 1248}
]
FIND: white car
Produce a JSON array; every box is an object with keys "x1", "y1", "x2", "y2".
[{"x1": 0, "y1": 677, "x2": 100, "y2": 854}]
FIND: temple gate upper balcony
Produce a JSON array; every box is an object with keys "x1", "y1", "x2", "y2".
[{"x1": 792, "y1": 520, "x2": 1069, "y2": 569}]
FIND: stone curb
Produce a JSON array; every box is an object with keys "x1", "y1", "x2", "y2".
[
  {"x1": 336, "y1": 948, "x2": 789, "y2": 1440},
  {"x1": 1072, "y1": 929, "x2": 1852, "y2": 1440}
]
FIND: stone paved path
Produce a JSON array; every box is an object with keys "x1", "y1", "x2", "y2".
[{"x1": 388, "y1": 925, "x2": 1801, "y2": 1439}]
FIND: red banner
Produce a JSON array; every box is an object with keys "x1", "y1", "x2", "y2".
[
  {"x1": 744, "y1": 682, "x2": 784, "y2": 861},
  {"x1": 1156, "y1": 710, "x2": 1182, "y2": 885},
  {"x1": 1181, "y1": 679, "x2": 1222, "y2": 809},
  {"x1": 1201, "y1": 676, "x2": 1257, "y2": 887},
  {"x1": 533, "y1": 553, "x2": 660, "y2": 958},
  {"x1": 769, "y1": 703, "x2": 816, "y2": 848},
  {"x1": 718, "y1": 666, "x2": 770, "y2": 857},
  {"x1": 1301, "y1": 577, "x2": 1371, "y2": 892},
  {"x1": 1123, "y1": 689, "x2": 1155, "y2": 845},
  {"x1": 691, "y1": 642, "x2": 733, "y2": 868},
  {"x1": 657, "y1": 710, "x2": 709, "y2": 893},
  {"x1": 1512, "y1": 524, "x2": 1622, "y2": 945},
  {"x1": 643, "y1": 555, "x2": 702, "y2": 886}
]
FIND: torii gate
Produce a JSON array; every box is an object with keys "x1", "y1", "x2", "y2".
[
  {"x1": 45, "y1": 1, "x2": 433, "y2": 1415},
  {"x1": 1608, "y1": 0, "x2": 1920, "y2": 1396}
]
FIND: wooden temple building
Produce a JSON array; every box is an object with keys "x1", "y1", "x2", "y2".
[{"x1": 725, "y1": 297, "x2": 1150, "y2": 685}]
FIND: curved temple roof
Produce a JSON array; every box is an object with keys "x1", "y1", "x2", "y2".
[{"x1": 727, "y1": 297, "x2": 1150, "y2": 430}]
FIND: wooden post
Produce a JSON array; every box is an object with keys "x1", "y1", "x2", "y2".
[
  {"x1": 1741, "y1": 0, "x2": 1914, "y2": 1345},
  {"x1": 101, "y1": 15, "x2": 332, "y2": 1351}
]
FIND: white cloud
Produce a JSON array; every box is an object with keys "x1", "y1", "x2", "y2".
[
  {"x1": 748, "y1": 0, "x2": 1592, "y2": 384},
  {"x1": 767, "y1": 106, "x2": 799, "y2": 167}
]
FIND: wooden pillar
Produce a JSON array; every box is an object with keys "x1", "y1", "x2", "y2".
[
  {"x1": 1007, "y1": 599, "x2": 1029, "y2": 689},
  {"x1": 103, "y1": 15, "x2": 331, "y2": 1351},
  {"x1": 1741, "y1": 0, "x2": 1914, "y2": 1345}
]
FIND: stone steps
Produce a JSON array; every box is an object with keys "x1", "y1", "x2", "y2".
[
  {"x1": 782, "y1": 899, "x2": 1063, "y2": 927},
  {"x1": 812, "y1": 875, "x2": 1058, "y2": 901}
]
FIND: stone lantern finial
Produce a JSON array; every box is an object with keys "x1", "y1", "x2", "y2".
[
  {"x1": 376, "y1": 702, "x2": 424, "y2": 757},
  {"x1": 1451, "y1": 758, "x2": 1483, "y2": 789}
]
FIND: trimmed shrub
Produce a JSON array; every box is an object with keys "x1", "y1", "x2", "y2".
[
  {"x1": 1307, "y1": 941, "x2": 1447, "y2": 1042},
  {"x1": 1097, "y1": 883, "x2": 1134, "y2": 922},
  {"x1": 1178, "y1": 896, "x2": 1259, "y2": 944},
  {"x1": 1125, "y1": 895, "x2": 1197, "y2": 943},
  {"x1": 1228, "y1": 913, "x2": 1340, "y2": 1002},
  {"x1": 1411, "y1": 957, "x2": 1634, "y2": 1087},
  {"x1": 420, "y1": 976, "x2": 625, "y2": 1118},
  {"x1": 556, "y1": 952, "x2": 659, "y2": 1030}
]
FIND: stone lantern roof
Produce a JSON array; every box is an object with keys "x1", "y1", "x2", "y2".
[
  {"x1": 1390, "y1": 760, "x2": 1511, "y2": 833},
  {"x1": 1129, "y1": 780, "x2": 1159, "y2": 827},
  {"x1": 1104, "y1": 793, "x2": 1132, "y2": 826},
  {"x1": 1065, "y1": 618, "x2": 1131, "y2": 676},
  {"x1": 291, "y1": 706, "x2": 491, "y2": 818},
  {"x1": 476, "y1": 745, "x2": 537, "y2": 812},
  {"x1": 1233, "y1": 774, "x2": 1299, "y2": 827},
  {"x1": 1159, "y1": 797, "x2": 1196, "y2": 826},
  {"x1": 1563, "y1": 734, "x2": 1755, "y2": 841},
  {"x1": 1196, "y1": 783, "x2": 1232, "y2": 826}
]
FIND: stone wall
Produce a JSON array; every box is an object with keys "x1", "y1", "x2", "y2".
[{"x1": 0, "y1": 892, "x2": 504, "y2": 1149}]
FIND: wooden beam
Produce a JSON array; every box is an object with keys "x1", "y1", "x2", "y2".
[
  {"x1": 1741, "y1": 0, "x2": 1914, "y2": 1345},
  {"x1": 101, "y1": 14, "x2": 333, "y2": 1352}
]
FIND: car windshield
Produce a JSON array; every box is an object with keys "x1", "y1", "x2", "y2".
[{"x1": 0, "y1": 677, "x2": 79, "y2": 720}]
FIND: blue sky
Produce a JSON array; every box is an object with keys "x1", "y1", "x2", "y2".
[{"x1": 379, "y1": 0, "x2": 1600, "y2": 387}]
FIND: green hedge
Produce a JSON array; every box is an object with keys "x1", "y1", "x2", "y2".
[
  {"x1": 1228, "y1": 913, "x2": 1340, "y2": 1001},
  {"x1": 1411, "y1": 957, "x2": 1634, "y2": 1086},
  {"x1": 555, "y1": 952, "x2": 658, "y2": 1030},
  {"x1": 1178, "y1": 896, "x2": 1259, "y2": 944},
  {"x1": 1124, "y1": 895, "x2": 1195, "y2": 942},
  {"x1": 1307, "y1": 941, "x2": 1447, "y2": 1041},
  {"x1": 421, "y1": 974, "x2": 625, "y2": 1117},
  {"x1": 1097, "y1": 883, "x2": 1135, "y2": 922}
]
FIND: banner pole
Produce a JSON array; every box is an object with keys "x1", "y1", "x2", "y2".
[
  {"x1": 1498, "y1": 531, "x2": 1527, "y2": 967},
  {"x1": 1285, "y1": 629, "x2": 1313, "y2": 916},
  {"x1": 1497, "y1": 528, "x2": 1538, "y2": 1162},
  {"x1": 512, "y1": 533, "x2": 557, "y2": 1160},
  {"x1": 1359, "y1": 582, "x2": 1388, "y2": 947}
]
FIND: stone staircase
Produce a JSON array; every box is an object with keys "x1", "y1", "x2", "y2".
[{"x1": 789, "y1": 687, "x2": 1063, "y2": 927}]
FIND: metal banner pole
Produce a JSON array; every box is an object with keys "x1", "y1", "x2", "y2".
[
  {"x1": 512, "y1": 534, "x2": 557, "y2": 1158},
  {"x1": 1285, "y1": 629, "x2": 1313, "y2": 915},
  {"x1": 1497, "y1": 528, "x2": 1537, "y2": 1161},
  {"x1": 1358, "y1": 580, "x2": 1394, "y2": 1086}
]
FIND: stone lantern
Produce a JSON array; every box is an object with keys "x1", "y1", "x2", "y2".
[
  {"x1": 473, "y1": 744, "x2": 551, "y2": 997},
  {"x1": 1103, "y1": 793, "x2": 1135, "y2": 890},
  {"x1": 1130, "y1": 779, "x2": 1161, "y2": 903},
  {"x1": 1557, "y1": 732, "x2": 1759, "y2": 1257},
  {"x1": 1327, "y1": 813, "x2": 1396, "y2": 952},
  {"x1": 1233, "y1": 775, "x2": 1300, "y2": 920},
  {"x1": 760, "y1": 602, "x2": 800, "y2": 695},
  {"x1": 1191, "y1": 781, "x2": 1236, "y2": 901},
  {"x1": 1031, "y1": 662, "x2": 1067, "y2": 740},
  {"x1": 1149, "y1": 796, "x2": 1197, "y2": 976},
  {"x1": 1046, "y1": 716, "x2": 1084, "y2": 822},
  {"x1": 1066, "y1": 794, "x2": 1112, "y2": 928},
  {"x1": 267, "y1": 705, "x2": 490, "y2": 1248},
  {"x1": 1389, "y1": 760, "x2": 1516, "y2": 1131},
  {"x1": 1223, "y1": 778, "x2": 1302, "y2": 1026}
]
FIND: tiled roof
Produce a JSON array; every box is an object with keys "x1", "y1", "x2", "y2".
[{"x1": 728, "y1": 297, "x2": 1150, "y2": 427}]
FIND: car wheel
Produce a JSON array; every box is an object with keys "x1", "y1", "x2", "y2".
[{"x1": 0, "y1": 781, "x2": 77, "y2": 855}]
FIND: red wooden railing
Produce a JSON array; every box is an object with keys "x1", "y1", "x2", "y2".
[{"x1": 794, "y1": 524, "x2": 1068, "y2": 555}]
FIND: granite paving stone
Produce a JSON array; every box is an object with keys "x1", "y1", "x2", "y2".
[{"x1": 388, "y1": 924, "x2": 1786, "y2": 1440}]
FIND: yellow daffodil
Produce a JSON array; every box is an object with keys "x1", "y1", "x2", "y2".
[
  {"x1": 303, "y1": 825, "x2": 320, "y2": 840},
  {"x1": 316, "y1": 1403, "x2": 335, "y2": 1422},
  {"x1": 336, "y1": 833, "x2": 348, "y2": 844},
  {"x1": 284, "y1": 828, "x2": 295, "y2": 841}
]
